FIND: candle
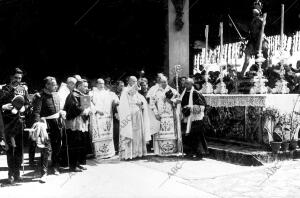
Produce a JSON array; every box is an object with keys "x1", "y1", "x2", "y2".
[
  {"x1": 219, "y1": 22, "x2": 223, "y2": 64},
  {"x1": 281, "y1": 4, "x2": 284, "y2": 51},
  {"x1": 205, "y1": 25, "x2": 209, "y2": 64}
]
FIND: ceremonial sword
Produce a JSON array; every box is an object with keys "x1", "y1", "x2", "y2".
[{"x1": 228, "y1": 14, "x2": 245, "y2": 41}]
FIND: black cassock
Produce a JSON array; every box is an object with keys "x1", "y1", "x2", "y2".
[{"x1": 181, "y1": 90, "x2": 208, "y2": 157}]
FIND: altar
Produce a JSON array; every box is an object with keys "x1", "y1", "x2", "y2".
[{"x1": 203, "y1": 94, "x2": 300, "y2": 147}]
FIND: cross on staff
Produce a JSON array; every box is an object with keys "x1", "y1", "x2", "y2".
[
  {"x1": 173, "y1": 64, "x2": 183, "y2": 155},
  {"x1": 280, "y1": 4, "x2": 284, "y2": 52},
  {"x1": 174, "y1": 65, "x2": 182, "y2": 92}
]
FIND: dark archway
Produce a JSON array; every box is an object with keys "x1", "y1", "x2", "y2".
[{"x1": 0, "y1": 0, "x2": 168, "y2": 91}]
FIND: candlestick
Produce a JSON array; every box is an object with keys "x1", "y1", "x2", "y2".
[
  {"x1": 281, "y1": 4, "x2": 284, "y2": 51},
  {"x1": 219, "y1": 22, "x2": 223, "y2": 63},
  {"x1": 214, "y1": 22, "x2": 228, "y2": 94},
  {"x1": 205, "y1": 25, "x2": 209, "y2": 64},
  {"x1": 250, "y1": 13, "x2": 269, "y2": 94},
  {"x1": 201, "y1": 25, "x2": 214, "y2": 94},
  {"x1": 273, "y1": 4, "x2": 290, "y2": 94}
]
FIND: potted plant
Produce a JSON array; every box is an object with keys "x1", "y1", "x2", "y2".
[
  {"x1": 270, "y1": 122, "x2": 283, "y2": 153},
  {"x1": 262, "y1": 108, "x2": 282, "y2": 153},
  {"x1": 281, "y1": 126, "x2": 290, "y2": 152},
  {"x1": 289, "y1": 114, "x2": 299, "y2": 150},
  {"x1": 290, "y1": 134, "x2": 298, "y2": 150},
  {"x1": 276, "y1": 114, "x2": 292, "y2": 152},
  {"x1": 279, "y1": 112, "x2": 300, "y2": 151}
]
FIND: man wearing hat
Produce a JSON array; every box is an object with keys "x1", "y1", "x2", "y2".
[{"x1": 0, "y1": 67, "x2": 29, "y2": 184}]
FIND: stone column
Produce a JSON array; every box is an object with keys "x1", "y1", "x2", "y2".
[{"x1": 166, "y1": 0, "x2": 189, "y2": 82}]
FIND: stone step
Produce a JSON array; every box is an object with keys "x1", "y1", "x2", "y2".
[{"x1": 207, "y1": 141, "x2": 300, "y2": 166}]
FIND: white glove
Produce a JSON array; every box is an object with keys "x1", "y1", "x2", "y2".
[{"x1": 2, "y1": 103, "x2": 13, "y2": 111}]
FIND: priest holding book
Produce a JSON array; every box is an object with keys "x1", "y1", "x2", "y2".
[{"x1": 64, "y1": 79, "x2": 91, "y2": 172}]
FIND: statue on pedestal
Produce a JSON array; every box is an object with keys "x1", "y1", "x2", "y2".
[{"x1": 240, "y1": 0, "x2": 269, "y2": 77}]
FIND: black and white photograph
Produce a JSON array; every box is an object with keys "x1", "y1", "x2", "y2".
[{"x1": 0, "y1": 0, "x2": 300, "y2": 197}]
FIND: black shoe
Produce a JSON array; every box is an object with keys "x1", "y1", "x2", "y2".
[
  {"x1": 185, "y1": 153, "x2": 194, "y2": 159},
  {"x1": 195, "y1": 154, "x2": 204, "y2": 160},
  {"x1": 70, "y1": 167, "x2": 82, "y2": 172},
  {"x1": 14, "y1": 176, "x2": 23, "y2": 182},
  {"x1": 77, "y1": 165, "x2": 87, "y2": 170}
]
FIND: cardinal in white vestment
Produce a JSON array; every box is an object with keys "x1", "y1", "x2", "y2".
[
  {"x1": 119, "y1": 76, "x2": 151, "y2": 160},
  {"x1": 90, "y1": 78, "x2": 119, "y2": 159},
  {"x1": 150, "y1": 76, "x2": 181, "y2": 156}
]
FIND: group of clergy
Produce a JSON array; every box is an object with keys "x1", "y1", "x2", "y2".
[
  {"x1": 78, "y1": 73, "x2": 209, "y2": 161},
  {"x1": 0, "y1": 69, "x2": 209, "y2": 184}
]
